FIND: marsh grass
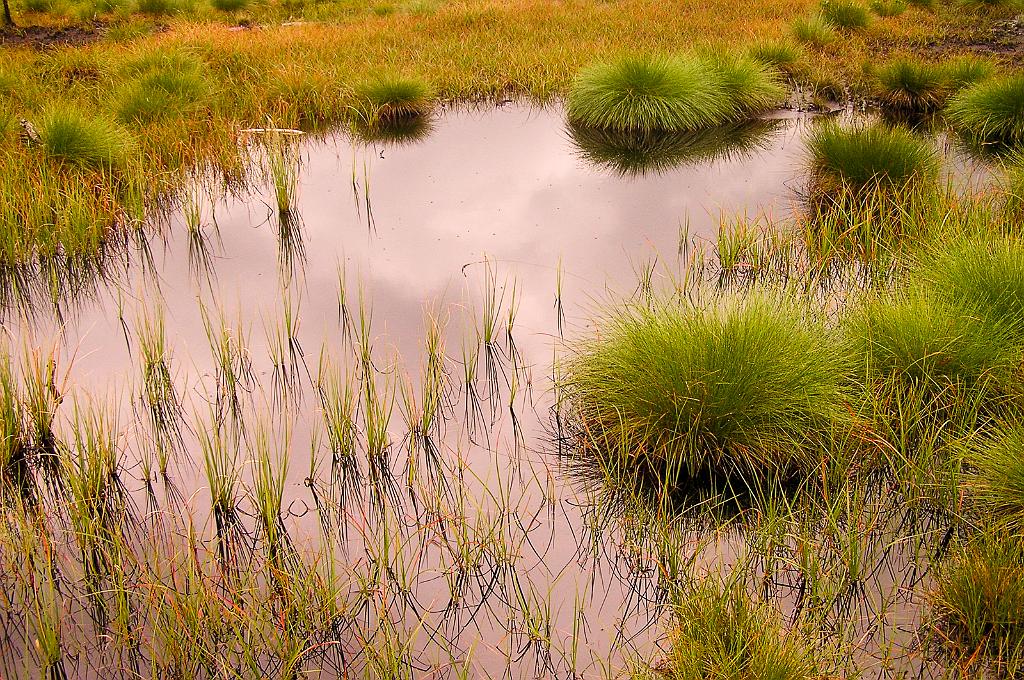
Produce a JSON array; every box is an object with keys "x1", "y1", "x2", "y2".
[
  {"x1": 116, "y1": 63, "x2": 212, "y2": 124},
  {"x1": 806, "y1": 121, "x2": 939, "y2": 194},
  {"x1": 819, "y1": 0, "x2": 872, "y2": 29},
  {"x1": 356, "y1": 77, "x2": 431, "y2": 126},
  {"x1": 875, "y1": 59, "x2": 949, "y2": 112},
  {"x1": 654, "y1": 578, "x2": 818, "y2": 680},
  {"x1": 562, "y1": 293, "x2": 852, "y2": 485},
  {"x1": 931, "y1": 533, "x2": 1024, "y2": 675},
  {"x1": 947, "y1": 73, "x2": 1024, "y2": 147},
  {"x1": 845, "y1": 286, "x2": 1012, "y2": 397},
  {"x1": 746, "y1": 39, "x2": 804, "y2": 75},
  {"x1": 136, "y1": 305, "x2": 183, "y2": 473},
  {"x1": 791, "y1": 15, "x2": 837, "y2": 46},
  {"x1": 869, "y1": 0, "x2": 907, "y2": 15},
  {"x1": 567, "y1": 55, "x2": 727, "y2": 133},
  {"x1": 708, "y1": 53, "x2": 787, "y2": 120},
  {"x1": 38, "y1": 107, "x2": 135, "y2": 168}
]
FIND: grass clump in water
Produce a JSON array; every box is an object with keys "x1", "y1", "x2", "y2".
[
  {"x1": 708, "y1": 54, "x2": 787, "y2": 120},
  {"x1": 947, "y1": 73, "x2": 1024, "y2": 146},
  {"x1": 649, "y1": 580, "x2": 818, "y2": 680},
  {"x1": 567, "y1": 55, "x2": 726, "y2": 133},
  {"x1": 875, "y1": 59, "x2": 949, "y2": 112},
  {"x1": 968, "y1": 424, "x2": 1024, "y2": 531},
  {"x1": 356, "y1": 76, "x2": 432, "y2": 125},
  {"x1": 567, "y1": 54, "x2": 783, "y2": 134},
  {"x1": 917, "y1": 237, "x2": 1024, "y2": 342},
  {"x1": 807, "y1": 121, "x2": 939, "y2": 193},
  {"x1": 38, "y1": 107, "x2": 135, "y2": 168},
  {"x1": 845, "y1": 287, "x2": 1010, "y2": 394},
  {"x1": 819, "y1": 0, "x2": 872, "y2": 29},
  {"x1": 931, "y1": 534, "x2": 1024, "y2": 676},
  {"x1": 562, "y1": 294, "x2": 851, "y2": 485}
]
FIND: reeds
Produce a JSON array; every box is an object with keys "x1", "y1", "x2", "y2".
[{"x1": 657, "y1": 578, "x2": 818, "y2": 679}]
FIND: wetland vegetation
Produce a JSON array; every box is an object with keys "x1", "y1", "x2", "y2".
[{"x1": 1, "y1": 0, "x2": 1024, "y2": 677}]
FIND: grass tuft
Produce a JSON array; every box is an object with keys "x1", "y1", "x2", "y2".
[
  {"x1": 969, "y1": 424, "x2": 1024, "y2": 531},
  {"x1": 568, "y1": 54, "x2": 783, "y2": 133},
  {"x1": 845, "y1": 286, "x2": 1011, "y2": 393},
  {"x1": 791, "y1": 15, "x2": 837, "y2": 46},
  {"x1": 356, "y1": 76, "x2": 432, "y2": 124},
  {"x1": 931, "y1": 534, "x2": 1024, "y2": 676},
  {"x1": 875, "y1": 59, "x2": 949, "y2": 111},
  {"x1": 869, "y1": 0, "x2": 908, "y2": 15},
  {"x1": 653, "y1": 580, "x2": 819, "y2": 680},
  {"x1": 567, "y1": 55, "x2": 726, "y2": 133},
  {"x1": 806, "y1": 121, "x2": 939, "y2": 192},
  {"x1": 116, "y1": 61, "x2": 211, "y2": 124},
  {"x1": 563, "y1": 293, "x2": 851, "y2": 483},
  {"x1": 746, "y1": 40, "x2": 804, "y2": 75},
  {"x1": 819, "y1": 0, "x2": 872, "y2": 29},
  {"x1": 708, "y1": 54, "x2": 788, "y2": 120},
  {"x1": 38, "y1": 107, "x2": 135, "y2": 168},
  {"x1": 947, "y1": 73, "x2": 1024, "y2": 146}
]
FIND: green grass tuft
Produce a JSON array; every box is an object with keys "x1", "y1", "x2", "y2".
[
  {"x1": 708, "y1": 54, "x2": 788, "y2": 120},
  {"x1": 356, "y1": 76, "x2": 432, "y2": 124},
  {"x1": 875, "y1": 59, "x2": 949, "y2": 111},
  {"x1": 807, "y1": 121, "x2": 939, "y2": 192},
  {"x1": 917, "y1": 237, "x2": 1024, "y2": 345},
  {"x1": 845, "y1": 286, "x2": 1011, "y2": 393},
  {"x1": 969, "y1": 425, "x2": 1024, "y2": 531},
  {"x1": 746, "y1": 40, "x2": 804, "y2": 75},
  {"x1": 568, "y1": 54, "x2": 784, "y2": 133},
  {"x1": 791, "y1": 15, "x2": 837, "y2": 46},
  {"x1": 931, "y1": 534, "x2": 1024, "y2": 675},
  {"x1": 941, "y1": 55, "x2": 996, "y2": 91},
  {"x1": 651, "y1": 579, "x2": 818, "y2": 680},
  {"x1": 567, "y1": 55, "x2": 727, "y2": 133},
  {"x1": 819, "y1": 0, "x2": 871, "y2": 29},
  {"x1": 116, "y1": 64, "x2": 211, "y2": 124},
  {"x1": 947, "y1": 73, "x2": 1024, "y2": 146},
  {"x1": 563, "y1": 294, "x2": 852, "y2": 483},
  {"x1": 38, "y1": 107, "x2": 135, "y2": 168},
  {"x1": 211, "y1": 0, "x2": 248, "y2": 10}
]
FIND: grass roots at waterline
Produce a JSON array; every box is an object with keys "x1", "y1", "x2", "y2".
[
  {"x1": 874, "y1": 56, "x2": 994, "y2": 113},
  {"x1": 355, "y1": 77, "x2": 432, "y2": 127},
  {"x1": 561, "y1": 294, "x2": 852, "y2": 487},
  {"x1": 566, "y1": 54, "x2": 785, "y2": 134},
  {"x1": 806, "y1": 121, "x2": 939, "y2": 194}
]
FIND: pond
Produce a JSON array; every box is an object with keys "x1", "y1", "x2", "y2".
[{"x1": 1, "y1": 103, "x2": 983, "y2": 678}]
